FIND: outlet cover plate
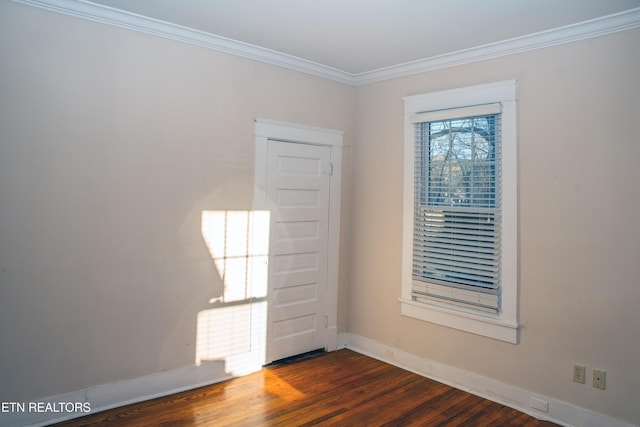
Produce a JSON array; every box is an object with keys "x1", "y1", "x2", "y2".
[
  {"x1": 593, "y1": 369, "x2": 606, "y2": 390},
  {"x1": 573, "y1": 364, "x2": 586, "y2": 384}
]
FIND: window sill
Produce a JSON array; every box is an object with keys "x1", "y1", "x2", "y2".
[{"x1": 399, "y1": 298, "x2": 519, "y2": 344}]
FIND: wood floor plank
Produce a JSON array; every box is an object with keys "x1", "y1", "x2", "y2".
[{"x1": 54, "y1": 350, "x2": 558, "y2": 426}]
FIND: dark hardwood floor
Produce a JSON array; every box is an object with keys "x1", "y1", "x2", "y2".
[{"x1": 54, "y1": 349, "x2": 558, "y2": 426}]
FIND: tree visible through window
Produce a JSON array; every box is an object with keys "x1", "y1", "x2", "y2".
[{"x1": 421, "y1": 116, "x2": 498, "y2": 209}]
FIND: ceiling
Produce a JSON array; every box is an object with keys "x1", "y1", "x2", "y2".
[{"x1": 82, "y1": 0, "x2": 640, "y2": 75}]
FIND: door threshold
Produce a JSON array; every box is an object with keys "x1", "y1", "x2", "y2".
[{"x1": 265, "y1": 348, "x2": 326, "y2": 366}]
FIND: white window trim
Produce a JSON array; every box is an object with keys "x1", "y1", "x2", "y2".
[{"x1": 400, "y1": 80, "x2": 519, "y2": 343}]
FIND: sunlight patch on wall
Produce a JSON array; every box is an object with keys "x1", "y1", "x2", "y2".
[
  {"x1": 196, "y1": 304, "x2": 251, "y2": 360},
  {"x1": 201, "y1": 210, "x2": 270, "y2": 302},
  {"x1": 195, "y1": 301, "x2": 268, "y2": 375},
  {"x1": 196, "y1": 210, "x2": 270, "y2": 375}
]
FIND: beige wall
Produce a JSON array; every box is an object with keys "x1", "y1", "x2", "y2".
[
  {"x1": 2, "y1": 0, "x2": 639, "y2": 425},
  {"x1": 351, "y1": 29, "x2": 640, "y2": 424},
  {"x1": 0, "y1": 1, "x2": 353, "y2": 401}
]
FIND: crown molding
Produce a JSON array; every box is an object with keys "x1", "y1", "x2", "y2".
[
  {"x1": 353, "y1": 7, "x2": 640, "y2": 85},
  {"x1": 12, "y1": 0, "x2": 640, "y2": 87},
  {"x1": 12, "y1": 0, "x2": 355, "y2": 85}
]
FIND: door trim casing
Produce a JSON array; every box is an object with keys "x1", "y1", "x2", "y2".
[{"x1": 254, "y1": 119, "x2": 344, "y2": 354}]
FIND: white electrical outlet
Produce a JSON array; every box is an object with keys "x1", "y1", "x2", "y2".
[
  {"x1": 573, "y1": 364, "x2": 586, "y2": 384},
  {"x1": 593, "y1": 369, "x2": 606, "y2": 390}
]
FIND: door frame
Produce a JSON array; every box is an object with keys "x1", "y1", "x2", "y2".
[{"x1": 253, "y1": 118, "x2": 343, "y2": 354}]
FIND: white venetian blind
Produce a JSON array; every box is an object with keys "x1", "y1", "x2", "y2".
[{"x1": 411, "y1": 103, "x2": 502, "y2": 315}]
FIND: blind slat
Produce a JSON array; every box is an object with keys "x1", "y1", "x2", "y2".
[
  {"x1": 415, "y1": 246, "x2": 497, "y2": 260},
  {"x1": 414, "y1": 256, "x2": 498, "y2": 272}
]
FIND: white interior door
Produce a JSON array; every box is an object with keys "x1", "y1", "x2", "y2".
[{"x1": 265, "y1": 140, "x2": 331, "y2": 363}]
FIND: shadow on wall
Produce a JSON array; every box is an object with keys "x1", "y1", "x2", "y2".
[{"x1": 197, "y1": 210, "x2": 271, "y2": 375}]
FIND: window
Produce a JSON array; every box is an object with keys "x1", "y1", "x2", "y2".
[{"x1": 401, "y1": 81, "x2": 518, "y2": 343}]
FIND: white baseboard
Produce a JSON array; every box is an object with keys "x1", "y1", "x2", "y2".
[
  {"x1": 2, "y1": 332, "x2": 350, "y2": 427},
  {"x1": 1, "y1": 360, "x2": 232, "y2": 427},
  {"x1": 336, "y1": 332, "x2": 349, "y2": 349},
  {"x1": 4, "y1": 334, "x2": 631, "y2": 427},
  {"x1": 326, "y1": 326, "x2": 339, "y2": 351},
  {"x1": 344, "y1": 333, "x2": 634, "y2": 427}
]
